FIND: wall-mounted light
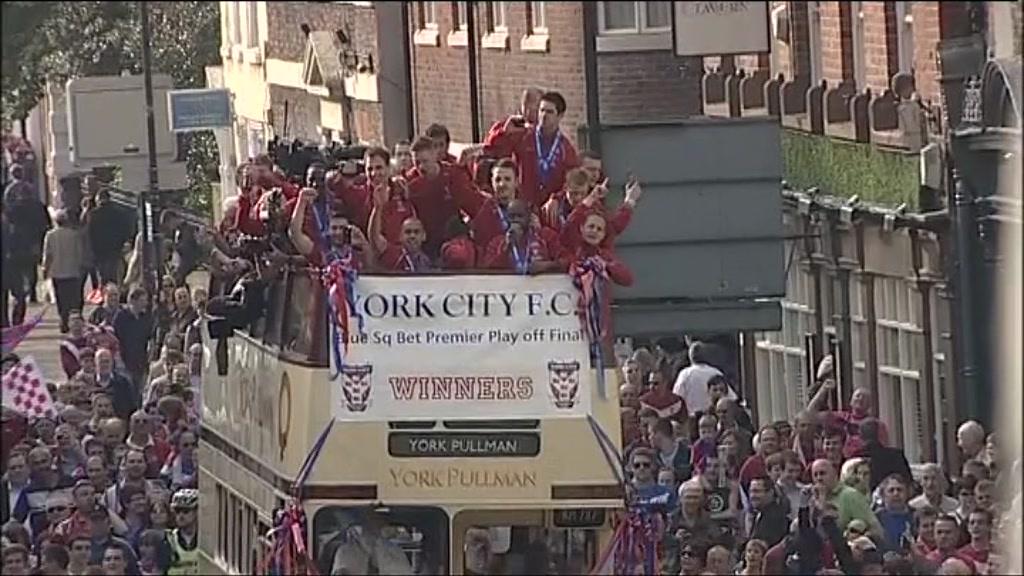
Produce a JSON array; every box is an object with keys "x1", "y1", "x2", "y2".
[
  {"x1": 799, "y1": 197, "x2": 812, "y2": 215},
  {"x1": 840, "y1": 195, "x2": 859, "y2": 225}
]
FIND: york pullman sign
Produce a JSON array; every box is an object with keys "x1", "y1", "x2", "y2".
[{"x1": 388, "y1": 432, "x2": 541, "y2": 458}]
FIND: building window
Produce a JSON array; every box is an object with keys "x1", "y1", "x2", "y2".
[
  {"x1": 487, "y1": 1, "x2": 508, "y2": 32},
  {"x1": 243, "y1": 2, "x2": 258, "y2": 48},
  {"x1": 755, "y1": 255, "x2": 816, "y2": 424},
  {"x1": 851, "y1": 1, "x2": 867, "y2": 87},
  {"x1": 418, "y1": 1, "x2": 438, "y2": 29},
  {"x1": 483, "y1": 1, "x2": 509, "y2": 50},
  {"x1": 452, "y1": 1, "x2": 467, "y2": 30},
  {"x1": 414, "y1": 2, "x2": 440, "y2": 46},
  {"x1": 895, "y1": 1, "x2": 914, "y2": 73},
  {"x1": 599, "y1": 1, "x2": 671, "y2": 33},
  {"x1": 528, "y1": 1, "x2": 547, "y2": 34},
  {"x1": 448, "y1": 1, "x2": 469, "y2": 47},
  {"x1": 874, "y1": 276, "x2": 925, "y2": 463},
  {"x1": 596, "y1": 1, "x2": 672, "y2": 52},
  {"x1": 229, "y1": 2, "x2": 241, "y2": 46}
]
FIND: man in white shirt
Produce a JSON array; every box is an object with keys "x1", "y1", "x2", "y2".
[
  {"x1": 909, "y1": 462, "x2": 958, "y2": 514},
  {"x1": 672, "y1": 341, "x2": 736, "y2": 414}
]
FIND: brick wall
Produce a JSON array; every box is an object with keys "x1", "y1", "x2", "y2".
[
  {"x1": 353, "y1": 100, "x2": 384, "y2": 144},
  {"x1": 477, "y1": 3, "x2": 586, "y2": 141},
  {"x1": 861, "y1": 1, "x2": 891, "y2": 93},
  {"x1": 819, "y1": 1, "x2": 843, "y2": 85},
  {"x1": 409, "y1": 2, "x2": 585, "y2": 146},
  {"x1": 408, "y1": 4, "x2": 472, "y2": 143},
  {"x1": 264, "y1": 2, "x2": 385, "y2": 144},
  {"x1": 787, "y1": 1, "x2": 811, "y2": 80},
  {"x1": 268, "y1": 85, "x2": 322, "y2": 143},
  {"x1": 911, "y1": 2, "x2": 942, "y2": 104},
  {"x1": 597, "y1": 51, "x2": 703, "y2": 124},
  {"x1": 819, "y1": 1, "x2": 856, "y2": 86},
  {"x1": 265, "y1": 2, "x2": 379, "y2": 65}
]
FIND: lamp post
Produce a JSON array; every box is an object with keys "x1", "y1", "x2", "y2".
[{"x1": 139, "y1": 0, "x2": 161, "y2": 299}]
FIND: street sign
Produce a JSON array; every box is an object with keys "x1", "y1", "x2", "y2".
[
  {"x1": 672, "y1": 1, "x2": 770, "y2": 57},
  {"x1": 167, "y1": 88, "x2": 231, "y2": 132}
]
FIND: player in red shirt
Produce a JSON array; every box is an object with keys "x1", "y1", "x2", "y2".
[
  {"x1": 439, "y1": 217, "x2": 477, "y2": 270},
  {"x1": 560, "y1": 175, "x2": 643, "y2": 252},
  {"x1": 481, "y1": 86, "x2": 544, "y2": 160},
  {"x1": 288, "y1": 187, "x2": 373, "y2": 269},
  {"x1": 483, "y1": 200, "x2": 563, "y2": 273},
  {"x1": 392, "y1": 140, "x2": 414, "y2": 175},
  {"x1": 425, "y1": 123, "x2": 460, "y2": 166},
  {"x1": 450, "y1": 158, "x2": 520, "y2": 251},
  {"x1": 482, "y1": 91, "x2": 579, "y2": 208},
  {"x1": 404, "y1": 136, "x2": 475, "y2": 257},
  {"x1": 369, "y1": 183, "x2": 433, "y2": 273},
  {"x1": 569, "y1": 212, "x2": 633, "y2": 286}
]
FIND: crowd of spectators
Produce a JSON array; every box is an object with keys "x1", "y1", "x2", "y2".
[
  {"x1": 617, "y1": 339, "x2": 1021, "y2": 575},
  {"x1": 4, "y1": 78, "x2": 1021, "y2": 576},
  {"x1": 3, "y1": 136, "x2": 201, "y2": 575}
]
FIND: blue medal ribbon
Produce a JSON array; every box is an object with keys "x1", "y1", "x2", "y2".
[
  {"x1": 510, "y1": 233, "x2": 532, "y2": 275},
  {"x1": 535, "y1": 127, "x2": 562, "y2": 186}
]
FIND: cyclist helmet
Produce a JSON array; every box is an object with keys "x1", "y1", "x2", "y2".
[{"x1": 170, "y1": 488, "x2": 199, "y2": 510}]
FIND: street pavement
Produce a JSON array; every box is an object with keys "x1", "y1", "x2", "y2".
[{"x1": 13, "y1": 302, "x2": 71, "y2": 384}]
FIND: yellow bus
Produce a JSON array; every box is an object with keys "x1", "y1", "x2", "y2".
[{"x1": 198, "y1": 268, "x2": 625, "y2": 574}]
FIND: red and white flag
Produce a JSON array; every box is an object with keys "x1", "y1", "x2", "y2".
[{"x1": 1, "y1": 356, "x2": 57, "y2": 419}]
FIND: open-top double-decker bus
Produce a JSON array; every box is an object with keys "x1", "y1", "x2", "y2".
[{"x1": 197, "y1": 268, "x2": 624, "y2": 575}]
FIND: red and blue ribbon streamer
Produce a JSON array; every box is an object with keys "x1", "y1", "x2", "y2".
[
  {"x1": 571, "y1": 256, "x2": 608, "y2": 398},
  {"x1": 260, "y1": 419, "x2": 335, "y2": 575},
  {"x1": 311, "y1": 199, "x2": 364, "y2": 381}
]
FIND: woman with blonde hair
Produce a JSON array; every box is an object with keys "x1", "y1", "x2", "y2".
[
  {"x1": 841, "y1": 456, "x2": 871, "y2": 496},
  {"x1": 739, "y1": 539, "x2": 768, "y2": 575}
]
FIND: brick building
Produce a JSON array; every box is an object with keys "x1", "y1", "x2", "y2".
[
  {"x1": 217, "y1": 1, "x2": 410, "y2": 163},
  {"x1": 407, "y1": 1, "x2": 703, "y2": 149}
]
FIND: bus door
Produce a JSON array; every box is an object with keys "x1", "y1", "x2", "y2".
[{"x1": 452, "y1": 509, "x2": 610, "y2": 576}]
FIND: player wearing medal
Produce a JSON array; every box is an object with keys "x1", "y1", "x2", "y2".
[
  {"x1": 482, "y1": 91, "x2": 579, "y2": 208},
  {"x1": 369, "y1": 182, "x2": 433, "y2": 273},
  {"x1": 482, "y1": 200, "x2": 562, "y2": 273}
]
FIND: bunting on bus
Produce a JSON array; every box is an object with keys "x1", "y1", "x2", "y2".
[{"x1": 331, "y1": 274, "x2": 594, "y2": 420}]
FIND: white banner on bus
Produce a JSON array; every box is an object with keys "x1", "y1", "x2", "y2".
[{"x1": 331, "y1": 275, "x2": 593, "y2": 421}]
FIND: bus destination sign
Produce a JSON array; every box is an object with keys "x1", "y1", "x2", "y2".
[
  {"x1": 389, "y1": 432, "x2": 540, "y2": 458},
  {"x1": 552, "y1": 509, "x2": 606, "y2": 528}
]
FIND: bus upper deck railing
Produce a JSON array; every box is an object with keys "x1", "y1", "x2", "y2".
[{"x1": 221, "y1": 265, "x2": 619, "y2": 371}]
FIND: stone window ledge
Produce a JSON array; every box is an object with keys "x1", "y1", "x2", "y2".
[
  {"x1": 413, "y1": 28, "x2": 440, "y2": 47},
  {"x1": 447, "y1": 30, "x2": 469, "y2": 48},
  {"x1": 520, "y1": 33, "x2": 550, "y2": 53},
  {"x1": 482, "y1": 31, "x2": 510, "y2": 51}
]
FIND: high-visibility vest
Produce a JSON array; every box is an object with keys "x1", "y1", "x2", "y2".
[{"x1": 167, "y1": 528, "x2": 199, "y2": 575}]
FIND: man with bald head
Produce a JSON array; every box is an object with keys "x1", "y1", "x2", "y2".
[
  {"x1": 482, "y1": 199, "x2": 562, "y2": 273},
  {"x1": 956, "y1": 420, "x2": 986, "y2": 464},
  {"x1": 482, "y1": 87, "x2": 545, "y2": 158},
  {"x1": 808, "y1": 373, "x2": 889, "y2": 458},
  {"x1": 94, "y1": 348, "x2": 137, "y2": 421},
  {"x1": 810, "y1": 458, "x2": 882, "y2": 538},
  {"x1": 369, "y1": 176, "x2": 433, "y2": 273}
]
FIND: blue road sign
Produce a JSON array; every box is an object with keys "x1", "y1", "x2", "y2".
[{"x1": 167, "y1": 89, "x2": 231, "y2": 132}]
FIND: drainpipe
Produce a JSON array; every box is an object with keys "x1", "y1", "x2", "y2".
[
  {"x1": 951, "y1": 167, "x2": 982, "y2": 422},
  {"x1": 466, "y1": 1, "x2": 482, "y2": 142},
  {"x1": 828, "y1": 214, "x2": 854, "y2": 404},
  {"x1": 582, "y1": 2, "x2": 602, "y2": 153},
  {"x1": 399, "y1": 1, "x2": 415, "y2": 140}
]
